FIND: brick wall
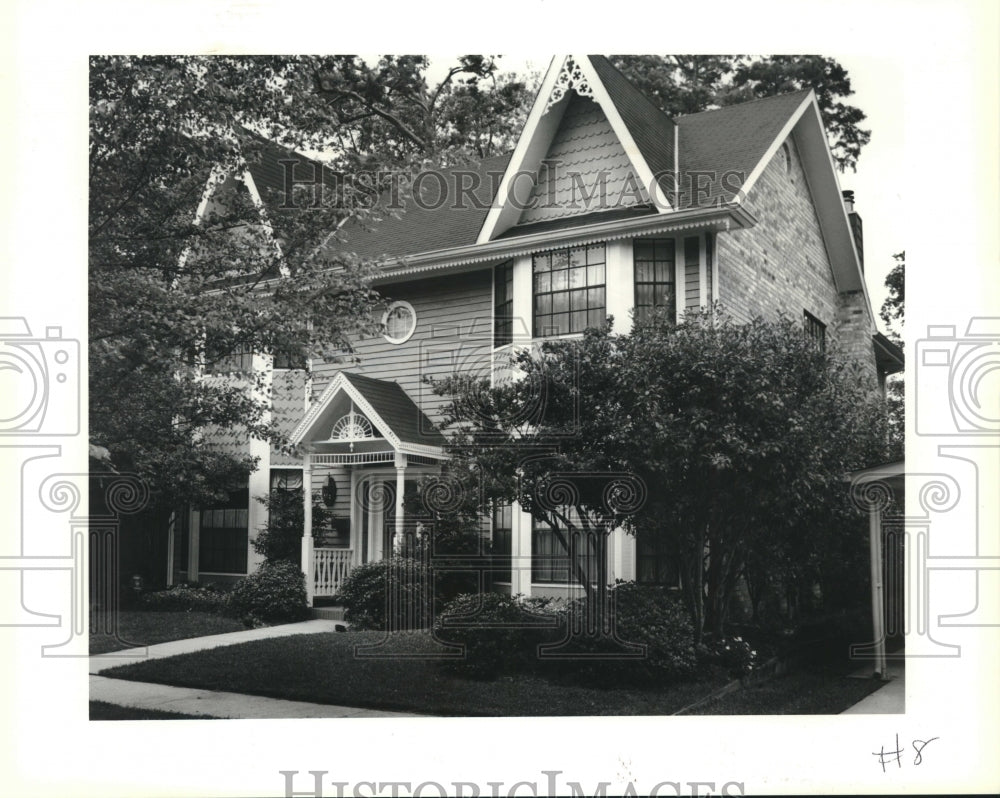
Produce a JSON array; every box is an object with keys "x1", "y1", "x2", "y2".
[{"x1": 716, "y1": 137, "x2": 877, "y2": 387}]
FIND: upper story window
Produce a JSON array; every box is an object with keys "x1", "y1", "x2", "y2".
[
  {"x1": 382, "y1": 300, "x2": 417, "y2": 344},
  {"x1": 634, "y1": 239, "x2": 676, "y2": 322},
  {"x1": 493, "y1": 260, "x2": 514, "y2": 348},
  {"x1": 804, "y1": 310, "x2": 826, "y2": 353},
  {"x1": 533, "y1": 243, "x2": 606, "y2": 337},
  {"x1": 491, "y1": 501, "x2": 513, "y2": 583}
]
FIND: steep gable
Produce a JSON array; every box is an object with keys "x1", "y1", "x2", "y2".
[
  {"x1": 517, "y1": 92, "x2": 651, "y2": 227},
  {"x1": 477, "y1": 55, "x2": 675, "y2": 243}
]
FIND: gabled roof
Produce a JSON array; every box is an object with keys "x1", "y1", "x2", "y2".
[
  {"x1": 334, "y1": 153, "x2": 511, "y2": 261},
  {"x1": 289, "y1": 370, "x2": 446, "y2": 455},
  {"x1": 675, "y1": 89, "x2": 813, "y2": 208},
  {"x1": 233, "y1": 57, "x2": 865, "y2": 301},
  {"x1": 587, "y1": 55, "x2": 676, "y2": 192}
]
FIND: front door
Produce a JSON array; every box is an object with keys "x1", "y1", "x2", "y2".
[{"x1": 359, "y1": 476, "x2": 418, "y2": 563}]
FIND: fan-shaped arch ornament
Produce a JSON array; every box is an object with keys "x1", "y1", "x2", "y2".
[{"x1": 330, "y1": 411, "x2": 374, "y2": 441}]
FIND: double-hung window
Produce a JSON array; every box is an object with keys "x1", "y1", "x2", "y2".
[
  {"x1": 633, "y1": 239, "x2": 676, "y2": 321},
  {"x1": 533, "y1": 243, "x2": 606, "y2": 337}
]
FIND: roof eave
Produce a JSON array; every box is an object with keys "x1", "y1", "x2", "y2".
[{"x1": 374, "y1": 203, "x2": 756, "y2": 282}]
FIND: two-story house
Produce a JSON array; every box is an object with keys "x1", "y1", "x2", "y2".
[{"x1": 167, "y1": 55, "x2": 902, "y2": 605}]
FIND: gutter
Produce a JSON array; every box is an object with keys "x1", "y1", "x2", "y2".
[{"x1": 372, "y1": 203, "x2": 758, "y2": 282}]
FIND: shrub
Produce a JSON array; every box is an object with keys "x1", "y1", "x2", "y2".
[
  {"x1": 138, "y1": 582, "x2": 229, "y2": 614},
  {"x1": 554, "y1": 582, "x2": 698, "y2": 685},
  {"x1": 226, "y1": 561, "x2": 310, "y2": 627},
  {"x1": 334, "y1": 557, "x2": 432, "y2": 631},
  {"x1": 434, "y1": 592, "x2": 564, "y2": 679},
  {"x1": 253, "y1": 490, "x2": 331, "y2": 565},
  {"x1": 696, "y1": 635, "x2": 757, "y2": 678}
]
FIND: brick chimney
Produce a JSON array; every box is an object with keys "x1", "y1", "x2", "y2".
[{"x1": 842, "y1": 189, "x2": 864, "y2": 272}]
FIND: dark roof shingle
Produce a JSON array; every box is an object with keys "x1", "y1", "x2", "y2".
[
  {"x1": 242, "y1": 65, "x2": 813, "y2": 261},
  {"x1": 342, "y1": 372, "x2": 446, "y2": 446}
]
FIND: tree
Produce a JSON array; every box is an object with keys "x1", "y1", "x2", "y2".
[
  {"x1": 434, "y1": 312, "x2": 889, "y2": 642},
  {"x1": 89, "y1": 55, "x2": 532, "y2": 513},
  {"x1": 880, "y1": 252, "x2": 905, "y2": 457},
  {"x1": 880, "y1": 251, "x2": 905, "y2": 338},
  {"x1": 611, "y1": 55, "x2": 871, "y2": 171}
]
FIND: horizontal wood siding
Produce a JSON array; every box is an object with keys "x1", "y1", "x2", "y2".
[
  {"x1": 311, "y1": 269, "x2": 494, "y2": 427},
  {"x1": 684, "y1": 236, "x2": 701, "y2": 310},
  {"x1": 309, "y1": 466, "x2": 352, "y2": 546}
]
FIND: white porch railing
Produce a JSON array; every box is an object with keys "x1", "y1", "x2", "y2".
[{"x1": 313, "y1": 548, "x2": 354, "y2": 597}]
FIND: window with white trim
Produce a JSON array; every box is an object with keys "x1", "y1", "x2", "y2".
[
  {"x1": 633, "y1": 238, "x2": 676, "y2": 322},
  {"x1": 382, "y1": 300, "x2": 417, "y2": 344},
  {"x1": 493, "y1": 261, "x2": 514, "y2": 348},
  {"x1": 199, "y1": 488, "x2": 249, "y2": 574},
  {"x1": 533, "y1": 243, "x2": 606, "y2": 337}
]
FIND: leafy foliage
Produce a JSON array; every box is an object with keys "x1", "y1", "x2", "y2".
[
  {"x1": 880, "y1": 252, "x2": 905, "y2": 459},
  {"x1": 696, "y1": 635, "x2": 758, "y2": 679},
  {"x1": 138, "y1": 582, "x2": 230, "y2": 614},
  {"x1": 434, "y1": 312, "x2": 889, "y2": 643},
  {"x1": 253, "y1": 489, "x2": 330, "y2": 565},
  {"x1": 226, "y1": 560, "x2": 310, "y2": 626},
  {"x1": 434, "y1": 592, "x2": 560, "y2": 679},
  {"x1": 562, "y1": 583, "x2": 698, "y2": 685},
  {"x1": 611, "y1": 55, "x2": 870, "y2": 171},
  {"x1": 334, "y1": 557, "x2": 433, "y2": 631},
  {"x1": 880, "y1": 251, "x2": 905, "y2": 336},
  {"x1": 89, "y1": 55, "x2": 533, "y2": 513}
]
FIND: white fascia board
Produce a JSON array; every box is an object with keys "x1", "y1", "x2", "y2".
[
  {"x1": 477, "y1": 56, "x2": 568, "y2": 244},
  {"x1": 734, "y1": 92, "x2": 814, "y2": 203},
  {"x1": 291, "y1": 371, "x2": 423, "y2": 456},
  {"x1": 240, "y1": 167, "x2": 288, "y2": 277},
  {"x1": 796, "y1": 101, "x2": 874, "y2": 315},
  {"x1": 578, "y1": 55, "x2": 672, "y2": 213}
]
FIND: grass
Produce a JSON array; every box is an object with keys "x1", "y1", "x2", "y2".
[
  {"x1": 89, "y1": 610, "x2": 247, "y2": 655},
  {"x1": 680, "y1": 660, "x2": 886, "y2": 714},
  {"x1": 101, "y1": 631, "x2": 733, "y2": 716},
  {"x1": 89, "y1": 701, "x2": 223, "y2": 720}
]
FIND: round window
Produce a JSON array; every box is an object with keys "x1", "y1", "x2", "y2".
[{"x1": 382, "y1": 300, "x2": 417, "y2": 344}]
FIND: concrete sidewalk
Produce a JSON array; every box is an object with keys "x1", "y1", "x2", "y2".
[
  {"x1": 90, "y1": 619, "x2": 341, "y2": 674},
  {"x1": 90, "y1": 619, "x2": 423, "y2": 718},
  {"x1": 90, "y1": 675, "x2": 420, "y2": 718},
  {"x1": 841, "y1": 663, "x2": 905, "y2": 714}
]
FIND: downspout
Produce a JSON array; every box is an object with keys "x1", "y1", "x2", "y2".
[{"x1": 673, "y1": 121, "x2": 680, "y2": 209}]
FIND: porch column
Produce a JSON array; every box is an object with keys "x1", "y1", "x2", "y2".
[
  {"x1": 302, "y1": 452, "x2": 314, "y2": 607},
  {"x1": 868, "y1": 503, "x2": 887, "y2": 677},
  {"x1": 394, "y1": 452, "x2": 406, "y2": 554}
]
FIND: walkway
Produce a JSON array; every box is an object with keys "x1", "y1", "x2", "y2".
[
  {"x1": 841, "y1": 662, "x2": 905, "y2": 714},
  {"x1": 90, "y1": 619, "x2": 422, "y2": 719}
]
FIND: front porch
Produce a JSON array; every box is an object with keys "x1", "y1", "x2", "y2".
[{"x1": 289, "y1": 371, "x2": 448, "y2": 605}]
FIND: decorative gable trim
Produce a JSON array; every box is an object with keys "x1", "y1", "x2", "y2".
[
  {"x1": 477, "y1": 55, "x2": 673, "y2": 245},
  {"x1": 546, "y1": 56, "x2": 594, "y2": 110},
  {"x1": 289, "y1": 372, "x2": 447, "y2": 459}
]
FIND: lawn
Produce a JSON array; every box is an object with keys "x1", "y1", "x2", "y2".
[
  {"x1": 679, "y1": 661, "x2": 885, "y2": 714},
  {"x1": 90, "y1": 610, "x2": 247, "y2": 655},
  {"x1": 89, "y1": 701, "x2": 224, "y2": 720},
  {"x1": 101, "y1": 631, "x2": 734, "y2": 716}
]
